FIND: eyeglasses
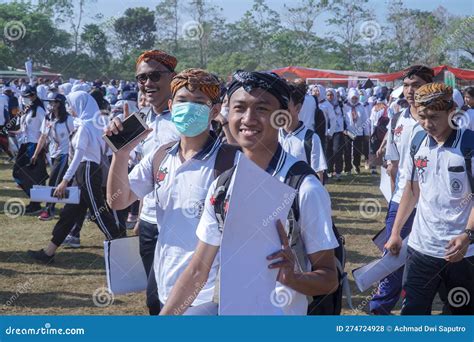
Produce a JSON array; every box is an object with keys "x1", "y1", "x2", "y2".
[{"x1": 135, "y1": 71, "x2": 171, "y2": 84}]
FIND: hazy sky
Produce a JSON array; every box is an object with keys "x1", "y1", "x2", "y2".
[{"x1": 88, "y1": 0, "x2": 473, "y2": 20}]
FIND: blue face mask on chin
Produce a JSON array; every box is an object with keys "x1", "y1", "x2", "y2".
[{"x1": 171, "y1": 102, "x2": 211, "y2": 137}]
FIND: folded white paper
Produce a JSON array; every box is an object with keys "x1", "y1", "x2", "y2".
[
  {"x1": 352, "y1": 238, "x2": 408, "y2": 292},
  {"x1": 30, "y1": 185, "x2": 80, "y2": 204},
  {"x1": 104, "y1": 236, "x2": 147, "y2": 295},
  {"x1": 219, "y1": 153, "x2": 298, "y2": 315},
  {"x1": 379, "y1": 167, "x2": 392, "y2": 203},
  {"x1": 184, "y1": 301, "x2": 218, "y2": 316},
  {"x1": 372, "y1": 227, "x2": 387, "y2": 252}
]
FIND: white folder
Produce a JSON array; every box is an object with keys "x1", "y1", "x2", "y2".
[
  {"x1": 103, "y1": 236, "x2": 147, "y2": 295},
  {"x1": 372, "y1": 227, "x2": 387, "y2": 252},
  {"x1": 352, "y1": 238, "x2": 408, "y2": 292},
  {"x1": 30, "y1": 185, "x2": 80, "y2": 204},
  {"x1": 379, "y1": 167, "x2": 392, "y2": 203},
  {"x1": 218, "y1": 154, "x2": 298, "y2": 315}
]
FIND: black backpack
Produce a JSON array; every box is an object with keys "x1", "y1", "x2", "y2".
[{"x1": 212, "y1": 160, "x2": 349, "y2": 315}]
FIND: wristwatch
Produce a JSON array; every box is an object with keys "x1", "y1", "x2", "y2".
[{"x1": 464, "y1": 229, "x2": 474, "y2": 244}]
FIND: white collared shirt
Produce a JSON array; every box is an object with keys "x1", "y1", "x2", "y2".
[
  {"x1": 278, "y1": 122, "x2": 327, "y2": 173},
  {"x1": 129, "y1": 134, "x2": 236, "y2": 306},
  {"x1": 196, "y1": 145, "x2": 338, "y2": 314},
  {"x1": 407, "y1": 128, "x2": 474, "y2": 258}
]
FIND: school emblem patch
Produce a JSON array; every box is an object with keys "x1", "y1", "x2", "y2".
[
  {"x1": 394, "y1": 124, "x2": 404, "y2": 137},
  {"x1": 155, "y1": 167, "x2": 168, "y2": 188},
  {"x1": 414, "y1": 156, "x2": 429, "y2": 182},
  {"x1": 450, "y1": 178, "x2": 463, "y2": 194}
]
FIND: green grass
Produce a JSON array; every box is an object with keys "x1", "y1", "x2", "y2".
[{"x1": 0, "y1": 157, "x2": 441, "y2": 315}]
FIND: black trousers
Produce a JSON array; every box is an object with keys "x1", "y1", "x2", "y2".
[
  {"x1": 327, "y1": 132, "x2": 344, "y2": 174},
  {"x1": 139, "y1": 219, "x2": 161, "y2": 315},
  {"x1": 51, "y1": 161, "x2": 125, "y2": 246},
  {"x1": 46, "y1": 154, "x2": 69, "y2": 214},
  {"x1": 401, "y1": 247, "x2": 474, "y2": 315}
]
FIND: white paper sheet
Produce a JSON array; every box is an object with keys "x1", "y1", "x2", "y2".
[
  {"x1": 184, "y1": 301, "x2": 218, "y2": 316},
  {"x1": 379, "y1": 167, "x2": 392, "y2": 203},
  {"x1": 219, "y1": 154, "x2": 297, "y2": 315},
  {"x1": 30, "y1": 185, "x2": 80, "y2": 204},
  {"x1": 372, "y1": 227, "x2": 387, "y2": 252},
  {"x1": 352, "y1": 238, "x2": 408, "y2": 292},
  {"x1": 104, "y1": 236, "x2": 147, "y2": 295}
]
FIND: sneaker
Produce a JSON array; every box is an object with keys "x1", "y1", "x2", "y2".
[
  {"x1": 63, "y1": 235, "x2": 80, "y2": 248},
  {"x1": 38, "y1": 210, "x2": 53, "y2": 221},
  {"x1": 371, "y1": 169, "x2": 378, "y2": 175},
  {"x1": 344, "y1": 171, "x2": 352, "y2": 176},
  {"x1": 335, "y1": 173, "x2": 341, "y2": 181},
  {"x1": 27, "y1": 249, "x2": 54, "y2": 264},
  {"x1": 327, "y1": 173, "x2": 333, "y2": 179},
  {"x1": 25, "y1": 204, "x2": 43, "y2": 216}
]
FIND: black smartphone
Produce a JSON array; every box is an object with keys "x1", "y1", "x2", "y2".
[
  {"x1": 51, "y1": 188, "x2": 70, "y2": 198},
  {"x1": 103, "y1": 111, "x2": 148, "y2": 152}
]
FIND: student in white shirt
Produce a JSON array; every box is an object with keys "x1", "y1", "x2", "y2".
[
  {"x1": 106, "y1": 68, "x2": 238, "y2": 311},
  {"x1": 160, "y1": 71, "x2": 338, "y2": 316},
  {"x1": 326, "y1": 88, "x2": 346, "y2": 180},
  {"x1": 369, "y1": 65, "x2": 434, "y2": 315},
  {"x1": 11, "y1": 85, "x2": 48, "y2": 214},
  {"x1": 343, "y1": 88, "x2": 369, "y2": 174},
  {"x1": 386, "y1": 83, "x2": 474, "y2": 315},
  {"x1": 279, "y1": 80, "x2": 327, "y2": 181},
  {"x1": 28, "y1": 91, "x2": 125, "y2": 264},
  {"x1": 110, "y1": 50, "x2": 181, "y2": 315},
  {"x1": 31, "y1": 93, "x2": 74, "y2": 221}
]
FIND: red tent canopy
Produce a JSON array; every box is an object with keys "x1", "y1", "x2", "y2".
[
  {"x1": 272, "y1": 66, "x2": 350, "y2": 83},
  {"x1": 371, "y1": 65, "x2": 474, "y2": 82}
]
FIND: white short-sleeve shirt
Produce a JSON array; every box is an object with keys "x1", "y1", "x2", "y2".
[
  {"x1": 129, "y1": 134, "x2": 236, "y2": 306},
  {"x1": 196, "y1": 146, "x2": 338, "y2": 314},
  {"x1": 407, "y1": 128, "x2": 474, "y2": 258},
  {"x1": 278, "y1": 122, "x2": 327, "y2": 173},
  {"x1": 137, "y1": 108, "x2": 180, "y2": 224},
  {"x1": 41, "y1": 116, "x2": 74, "y2": 158},
  {"x1": 19, "y1": 105, "x2": 46, "y2": 144}
]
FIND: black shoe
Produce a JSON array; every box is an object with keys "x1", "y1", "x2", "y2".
[
  {"x1": 27, "y1": 249, "x2": 55, "y2": 264},
  {"x1": 25, "y1": 204, "x2": 43, "y2": 216}
]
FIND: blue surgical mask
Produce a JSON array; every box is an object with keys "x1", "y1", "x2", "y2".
[
  {"x1": 359, "y1": 95, "x2": 366, "y2": 103},
  {"x1": 171, "y1": 102, "x2": 211, "y2": 137}
]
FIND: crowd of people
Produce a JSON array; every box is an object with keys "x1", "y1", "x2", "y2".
[{"x1": 1, "y1": 49, "x2": 474, "y2": 316}]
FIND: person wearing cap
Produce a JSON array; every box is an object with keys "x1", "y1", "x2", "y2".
[
  {"x1": 30, "y1": 93, "x2": 74, "y2": 221},
  {"x1": 11, "y1": 85, "x2": 48, "y2": 214},
  {"x1": 106, "y1": 68, "x2": 238, "y2": 314},
  {"x1": 160, "y1": 70, "x2": 338, "y2": 315},
  {"x1": 369, "y1": 65, "x2": 434, "y2": 315},
  {"x1": 385, "y1": 82, "x2": 474, "y2": 315}
]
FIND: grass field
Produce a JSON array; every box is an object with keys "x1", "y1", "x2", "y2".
[{"x1": 0, "y1": 156, "x2": 442, "y2": 315}]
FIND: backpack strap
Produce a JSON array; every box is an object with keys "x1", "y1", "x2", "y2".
[
  {"x1": 303, "y1": 129, "x2": 314, "y2": 165},
  {"x1": 212, "y1": 166, "x2": 236, "y2": 232},
  {"x1": 151, "y1": 141, "x2": 177, "y2": 182},
  {"x1": 409, "y1": 130, "x2": 427, "y2": 182},
  {"x1": 214, "y1": 143, "x2": 240, "y2": 179}
]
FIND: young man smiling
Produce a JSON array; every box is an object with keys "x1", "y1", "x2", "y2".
[
  {"x1": 106, "y1": 68, "x2": 238, "y2": 310},
  {"x1": 160, "y1": 71, "x2": 339, "y2": 315},
  {"x1": 385, "y1": 83, "x2": 474, "y2": 315}
]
